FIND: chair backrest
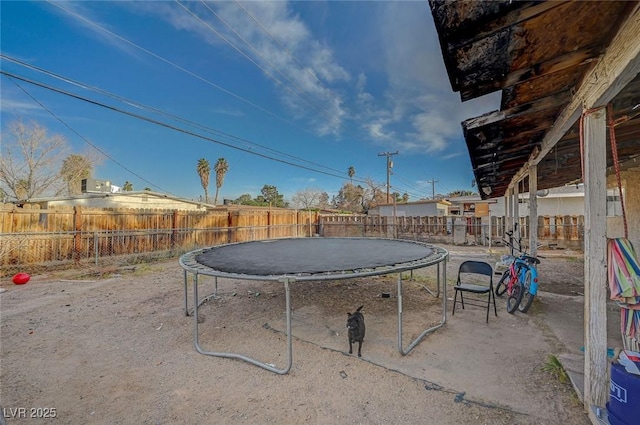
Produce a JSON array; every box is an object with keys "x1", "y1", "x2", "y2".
[{"x1": 457, "y1": 260, "x2": 493, "y2": 285}]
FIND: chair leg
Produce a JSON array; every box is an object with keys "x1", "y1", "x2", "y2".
[
  {"x1": 492, "y1": 289, "x2": 498, "y2": 317},
  {"x1": 452, "y1": 290, "x2": 458, "y2": 316},
  {"x1": 485, "y1": 291, "x2": 490, "y2": 323}
]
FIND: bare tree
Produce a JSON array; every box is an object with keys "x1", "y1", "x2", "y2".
[
  {"x1": 291, "y1": 187, "x2": 327, "y2": 210},
  {"x1": 361, "y1": 177, "x2": 386, "y2": 213},
  {"x1": 0, "y1": 120, "x2": 69, "y2": 200},
  {"x1": 332, "y1": 182, "x2": 364, "y2": 212},
  {"x1": 292, "y1": 187, "x2": 327, "y2": 236},
  {"x1": 60, "y1": 154, "x2": 93, "y2": 195}
]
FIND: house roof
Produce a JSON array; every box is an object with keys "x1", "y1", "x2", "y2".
[
  {"x1": 374, "y1": 199, "x2": 452, "y2": 208},
  {"x1": 27, "y1": 191, "x2": 210, "y2": 208},
  {"x1": 429, "y1": 1, "x2": 640, "y2": 199}
]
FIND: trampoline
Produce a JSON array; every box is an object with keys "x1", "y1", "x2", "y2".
[{"x1": 179, "y1": 237, "x2": 449, "y2": 374}]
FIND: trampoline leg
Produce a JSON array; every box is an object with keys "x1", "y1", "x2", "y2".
[
  {"x1": 183, "y1": 269, "x2": 189, "y2": 316},
  {"x1": 413, "y1": 264, "x2": 440, "y2": 298},
  {"x1": 397, "y1": 273, "x2": 404, "y2": 353},
  {"x1": 193, "y1": 274, "x2": 293, "y2": 375},
  {"x1": 398, "y1": 256, "x2": 447, "y2": 356}
]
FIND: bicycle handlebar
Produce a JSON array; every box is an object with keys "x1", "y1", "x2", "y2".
[{"x1": 500, "y1": 236, "x2": 543, "y2": 262}]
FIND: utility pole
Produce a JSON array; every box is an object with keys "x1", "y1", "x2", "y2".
[
  {"x1": 426, "y1": 178, "x2": 439, "y2": 199},
  {"x1": 378, "y1": 151, "x2": 398, "y2": 203}
]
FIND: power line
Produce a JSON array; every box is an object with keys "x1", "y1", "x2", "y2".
[
  {"x1": 233, "y1": 0, "x2": 321, "y2": 87},
  {"x1": 46, "y1": 0, "x2": 307, "y2": 133},
  {"x1": 179, "y1": 1, "x2": 332, "y2": 124},
  {"x1": 46, "y1": 1, "x2": 369, "y2": 172},
  {"x1": 4, "y1": 59, "x2": 439, "y2": 202},
  {"x1": 1, "y1": 54, "x2": 349, "y2": 178},
  {"x1": 389, "y1": 173, "x2": 431, "y2": 199},
  {"x1": 1, "y1": 70, "x2": 373, "y2": 185},
  {"x1": 182, "y1": 1, "x2": 360, "y2": 141},
  {"x1": 6, "y1": 76, "x2": 173, "y2": 195},
  {"x1": 196, "y1": 1, "x2": 332, "y2": 119}
]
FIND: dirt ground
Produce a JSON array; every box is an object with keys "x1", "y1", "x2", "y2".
[{"x1": 0, "y1": 243, "x2": 605, "y2": 424}]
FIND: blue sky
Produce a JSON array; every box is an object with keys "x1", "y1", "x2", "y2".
[{"x1": 1, "y1": 1, "x2": 500, "y2": 203}]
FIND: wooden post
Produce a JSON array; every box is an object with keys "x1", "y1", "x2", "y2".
[
  {"x1": 73, "y1": 206, "x2": 82, "y2": 263},
  {"x1": 171, "y1": 210, "x2": 179, "y2": 249},
  {"x1": 513, "y1": 181, "x2": 520, "y2": 235},
  {"x1": 582, "y1": 106, "x2": 608, "y2": 409},
  {"x1": 529, "y1": 166, "x2": 538, "y2": 256},
  {"x1": 504, "y1": 188, "x2": 512, "y2": 235}
]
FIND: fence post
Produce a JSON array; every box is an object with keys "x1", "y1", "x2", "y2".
[
  {"x1": 172, "y1": 210, "x2": 179, "y2": 249},
  {"x1": 94, "y1": 231, "x2": 99, "y2": 265},
  {"x1": 73, "y1": 206, "x2": 82, "y2": 263}
]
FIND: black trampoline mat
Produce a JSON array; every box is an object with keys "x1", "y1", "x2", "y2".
[{"x1": 195, "y1": 238, "x2": 434, "y2": 276}]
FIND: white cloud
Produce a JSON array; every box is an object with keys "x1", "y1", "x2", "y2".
[
  {"x1": 153, "y1": 1, "x2": 351, "y2": 137},
  {"x1": 0, "y1": 96, "x2": 43, "y2": 115},
  {"x1": 212, "y1": 107, "x2": 244, "y2": 117},
  {"x1": 46, "y1": 2, "x2": 146, "y2": 60},
  {"x1": 366, "y1": 121, "x2": 395, "y2": 141},
  {"x1": 76, "y1": 1, "x2": 499, "y2": 153},
  {"x1": 359, "y1": 2, "x2": 500, "y2": 155}
]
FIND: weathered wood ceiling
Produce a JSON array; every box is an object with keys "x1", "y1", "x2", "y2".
[{"x1": 429, "y1": 0, "x2": 640, "y2": 199}]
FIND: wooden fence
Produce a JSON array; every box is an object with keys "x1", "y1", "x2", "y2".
[
  {"x1": 0, "y1": 204, "x2": 583, "y2": 269},
  {"x1": 0, "y1": 205, "x2": 316, "y2": 268},
  {"x1": 318, "y1": 214, "x2": 584, "y2": 249}
]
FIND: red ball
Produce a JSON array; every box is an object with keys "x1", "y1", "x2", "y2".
[{"x1": 12, "y1": 273, "x2": 30, "y2": 285}]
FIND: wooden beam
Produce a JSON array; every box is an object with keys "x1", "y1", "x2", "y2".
[
  {"x1": 529, "y1": 166, "x2": 538, "y2": 257},
  {"x1": 503, "y1": 44, "x2": 603, "y2": 87},
  {"x1": 582, "y1": 106, "x2": 608, "y2": 409},
  {"x1": 509, "y1": 8, "x2": 640, "y2": 186},
  {"x1": 463, "y1": 91, "x2": 571, "y2": 130},
  {"x1": 445, "y1": 1, "x2": 569, "y2": 52},
  {"x1": 463, "y1": 110, "x2": 505, "y2": 131}
]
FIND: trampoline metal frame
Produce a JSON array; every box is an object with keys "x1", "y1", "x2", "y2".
[{"x1": 179, "y1": 238, "x2": 448, "y2": 374}]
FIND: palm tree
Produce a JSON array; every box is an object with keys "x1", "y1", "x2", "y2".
[
  {"x1": 348, "y1": 166, "x2": 355, "y2": 184},
  {"x1": 122, "y1": 181, "x2": 133, "y2": 191},
  {"x1": 213, "y1": 157, "x2": 229, "y2": 205},
  {"x1": 196, "y1": 158, "x2": 210, "y2": 203}
]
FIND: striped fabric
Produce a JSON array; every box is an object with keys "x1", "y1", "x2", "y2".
[{"x1": 608, "y1": 238, "x2": 640, "y2": 350}]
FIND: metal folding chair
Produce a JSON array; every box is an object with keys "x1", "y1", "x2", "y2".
[{"x1": 452, "y1": 260, "x2": 497, "y2": 323}]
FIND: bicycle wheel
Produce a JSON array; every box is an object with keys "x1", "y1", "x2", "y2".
[
  {"x1": 518, "y1": 270, "x2": 535, "y2": 313},
  {"x1": 506, "y1": 279, "x2": 524, "y2": 314},
  {"x1": 495, "y1": 269, "x2": 511, "y2": 296}
]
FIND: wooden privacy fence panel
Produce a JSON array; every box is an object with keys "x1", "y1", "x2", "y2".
[
  {"x1": 320, "y1": 214, "x2": 584, "y2": 248},
  {"x1": 319, "y1": 215, "x2": 367, "y2": 237},
  {"x1": 0, "y1": 206, "x2": 302, "y2": 268},
  {"x1": 296, "y1": 210, "x2": 318, "y2": 237},
  {"x1": 0, "y1": 205, "x2": 586, "y2": 269}
]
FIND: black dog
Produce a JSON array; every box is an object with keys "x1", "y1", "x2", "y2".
[{"x1": 347, "y1": 306, "x2": 365, "y2": 357}]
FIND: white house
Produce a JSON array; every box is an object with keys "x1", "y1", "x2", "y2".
[
  {"x1": 26, "y1": 191, "x2": 210, "y2": 211},
  {"x1": 368, "y1": 199, "x2": 451, "y2": 217},
  {"x1": 369, "y1": 186, "x2": 588, "y2": 219},
  {"x1": 489, "y1": 185, "x2": 585, "y2": 217}
]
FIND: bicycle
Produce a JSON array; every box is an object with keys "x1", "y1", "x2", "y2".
[{"x1": 494, "y1": 232, "x2": 541, "y2": 313}]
